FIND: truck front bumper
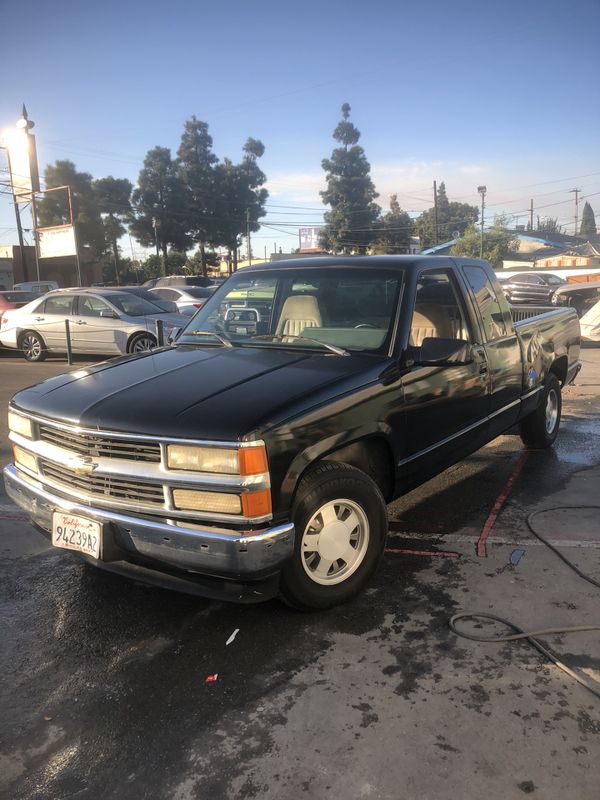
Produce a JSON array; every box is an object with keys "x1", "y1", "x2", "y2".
[{"x1": 4, "y1": 463, "x2": 295, "y2": 603}]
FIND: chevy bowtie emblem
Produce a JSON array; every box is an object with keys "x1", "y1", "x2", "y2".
[{"x1": 69, "y1": 456, "x2": 98, "y2": 475}]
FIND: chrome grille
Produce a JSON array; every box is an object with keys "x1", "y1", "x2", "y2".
[
  {"x1": 38, "y1": 424, "x2": 162, "y2": 463},
  {"x1": 40, "y1": 459, "x2": 165, "y2": 507}
]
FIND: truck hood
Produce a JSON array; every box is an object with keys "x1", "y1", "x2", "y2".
[{"x1": 11, "y1": 344, "x2": 384, "y2": 440}]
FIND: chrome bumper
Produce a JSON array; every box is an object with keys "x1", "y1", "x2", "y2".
[{"x1": 4, "y1": 464, "x2": 294, "y2": 581}]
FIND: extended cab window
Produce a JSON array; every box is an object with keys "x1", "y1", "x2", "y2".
[
  {"x1": 463, "y1": 266, "x2": 508, "y2": 341},
  {"x1": 410, "y1": 271, "x2": 470, "y2": 347}
]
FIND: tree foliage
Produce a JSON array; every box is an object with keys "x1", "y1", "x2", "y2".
[
  {"x1": 130, "y1": 147, "x2": 191, "y2": 271},
  {"x1": 320, "y1": 103, "x2": 379, "y2": 254},
  {"x1": 93, "y1": 176, "x2": 133, "y2": 283},
  {"x1": 36, "y1": 160, "x2": 106, "y2": 258},
  {"x1": 535, "y1": 216, "x2": 563, "y2": 234},
  {"x1": 372, "y1": 195, "x2": 413, "y2": 254},
  {"x1": 450, "y1": 214, "x2": 519, "y2": 268},
  {"x1": 415, "y1": 182, "x2": 478, "y2": 249},
  {"x1": 580, "y1": 202, "x2": 597, "y2": 236}
]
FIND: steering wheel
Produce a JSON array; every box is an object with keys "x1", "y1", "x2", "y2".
[{"x1": 354, "y1": 323, "x2": 376, "y2": 329}]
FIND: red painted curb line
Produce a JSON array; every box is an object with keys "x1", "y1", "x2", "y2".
[{"x1": 476, "y1": 450, "x2": 530, "y2": 558}]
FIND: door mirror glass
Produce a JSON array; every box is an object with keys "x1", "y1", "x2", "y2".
[{"x1": 415, "y1": 337, "x2": 473, "y2": 366}]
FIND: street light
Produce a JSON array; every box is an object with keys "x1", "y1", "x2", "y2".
[{"x1": 477, "y1": 185, "x2": 487, "y2": 258}]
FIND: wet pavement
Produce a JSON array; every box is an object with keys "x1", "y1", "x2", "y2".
[{"x1": 0, "y1": 349, "x2": 599, "y2": 800}]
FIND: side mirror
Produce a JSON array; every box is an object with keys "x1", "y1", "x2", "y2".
[
  {"x1": 100, "y1": 310, "x2": 118, "y2": 319},
  {"x1": 167, "y1": 327, "x2": 181, "y2": 344},
  {"x1": 414, "y1": 337, "x2": 473, "y2": 367}
]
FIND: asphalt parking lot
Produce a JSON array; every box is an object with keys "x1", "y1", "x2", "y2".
[{"x1": 1, "y1": 347, "x2": 599, "y2": 800}]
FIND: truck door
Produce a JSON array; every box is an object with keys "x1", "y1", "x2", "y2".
[
  {"x1": 400, "y1": 268, "x2": 490, "y2": 482},
  {"x1": 461, "y1": 265, "x2": 523, "y2": 436}
]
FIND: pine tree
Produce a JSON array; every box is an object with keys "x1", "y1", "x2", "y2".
[
  {"x1": 580, "y1": 202, "x2": 597, "y2": 236},
  {"x1": 320, "y1": 103, "x2": 379, "y2": 254},
  {"x1": 415, "y1": 182, "x2": 478, "y2": 249},
  {"x1": 130, "y1": 147, "x2": 191, "y2": 273},
  {"x1": 177, "y1": 116, "x2": 219, "y2": 276},
  {"x1": 372, "y1": 195, "x2": 413, "y2": 253}
]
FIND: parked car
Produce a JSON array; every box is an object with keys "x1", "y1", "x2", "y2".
[
  {"x1": 113, "y1": 285, "x2": 180, "y2": 314},
  {"x1": 502, "y1": 272, "x2": 565, "y2": 304},
  {"x1": 4, "y1": 256, "x2": 581, "y2": 609},
  {"x1": 0, "y1": 288, "x2": 184, "y2": 361},
  {"x1": 551, "y1": 281, "x2": 600, "y2": 317},
  {"x1": 0, "y1": 290, "x2": 44, "y2": 312},
  {"x1": 143, "y1": 275, "x2": 214, "y2": 288},
  {"x1": 12, "y1": 280, "x2": 59, "y2": 293},
  {"x1": 580, "y1": 298, "x2": 600, "y2": 342},
  {"x1": 149, "y1": 285, "x2": 216, "y2": 315}
]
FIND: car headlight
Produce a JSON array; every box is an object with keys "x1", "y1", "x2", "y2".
[
  {"x1": 166, "y1": 443, "x2": 267, "y2": 475},
  {"x1": 8, "y1": 410, "x2": 33, "y2": 439}
]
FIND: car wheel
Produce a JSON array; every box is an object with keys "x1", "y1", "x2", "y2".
[
  {"x1": 20, "y1": 330, "x2": 47, "y2": 362},
  {"x1": 279, "y1": 462, "x2": 388, "y2": 610},
  {"x1": 127, "y1": 332, "x2": 157, "y2": 354},
  {"x1": 519, "y1": 374, "x2": 561, "y2": 448}
]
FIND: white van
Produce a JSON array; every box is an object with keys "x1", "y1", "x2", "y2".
[{"x1": 12, "y1": 280, "x2": 59, "y2": 293}]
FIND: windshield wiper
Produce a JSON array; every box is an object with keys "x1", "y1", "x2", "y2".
[
  {"x1": 183, "y1": 330, "x2": 236, "y2": 348},
  {"x1": 248, "y1": 334, "x2": 349, "y2": 356}
]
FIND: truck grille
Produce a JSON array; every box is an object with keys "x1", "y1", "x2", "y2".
[
  {"x1": 38, "y1": 424, "x2": 162, "y2": 463},
  {"x1": 40, "y1": 459, "x2": 165, "y2": 507}
]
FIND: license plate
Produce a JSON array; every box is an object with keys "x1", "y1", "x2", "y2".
[{"x1": 52, "y1": 512, "x2": 102, "y2": 559}]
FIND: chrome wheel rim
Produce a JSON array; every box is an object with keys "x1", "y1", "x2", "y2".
[
  {"x1": 132, "y1": 335, "x2": 155, "y2": 353},
  {"x1": 22, "y1": 335, "x2": 41, "y2": 360},
  {"x1": 301, "y1": 498, "x2": 369, "y2": 586},
  {"x1": 545, "y1": 388, "x2": 559, "y2": 433}
]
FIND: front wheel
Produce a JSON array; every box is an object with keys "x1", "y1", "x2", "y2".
[
  {"x1": 127, "y1": 332, "x2": 157, "y2": 354},
  {"x1": 519, "y1": 373, "x2": 561, "y2": 448},
  {"x1": 279, "y1": 462, "x2": 388, "y2": 610}
]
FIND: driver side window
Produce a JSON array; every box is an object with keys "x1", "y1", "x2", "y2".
[
  {"x1": 410, "y1": 271, "x2": 470, "y2": 347},
  {"x1": 79, "y1": 296, "x2": 111, "y2": 317}
]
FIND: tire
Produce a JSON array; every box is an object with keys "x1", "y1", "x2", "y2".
[
  {"x1": 279, "y1": 462, "x2": 388, "y2": 611},
  {"x1": 519, "y1": 373, "x2": 561, "y2": 448},
  {"x1": 127, "y1": 332, "x2": 157, "y2": 354},
  {"x1": 20, "y1": 330, "x2": 47, "y2": 362}
]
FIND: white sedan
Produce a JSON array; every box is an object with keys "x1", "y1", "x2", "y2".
[
  {"x1": 149, "y1": 286, "x2": 216, "y2": 316},
  {"x1": 580, "y1": 299, "x2": 600, "y2": 342},
  {"x1": 0, "y1": 288, "x2": 185, "y2": 361}
]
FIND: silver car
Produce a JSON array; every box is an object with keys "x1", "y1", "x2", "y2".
[
  {"x1": 0, "y1": 288, "x2": 185, "y2": 362},
  {"x1": 149, "y1": 286, "x2": 216, "y2": 316}
]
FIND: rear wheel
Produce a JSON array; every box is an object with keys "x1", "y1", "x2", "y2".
[
  {"x1": 279, "y1": 462, "x2": 388, "y2": 610},
  {"x1": 20, "y1": 330, "x2": 47, "y2": 362},
  {"x1": 519, "y1": 373, "x2": 561, "y2": 448},
  {"x1": 127, "y1": 332, "x2": 157, "y2": 354}
]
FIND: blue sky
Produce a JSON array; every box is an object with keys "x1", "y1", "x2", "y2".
[{"x1": 1, "y1": 0, "x2": 599, "y2": 256}]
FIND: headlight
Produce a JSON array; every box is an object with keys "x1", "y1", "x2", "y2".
[
  {"x1": 167, "y1": 443, "x2": 267, "y2": 475},
  {"x1": 13, "y1": 445, "x2": 38, "y2": 473},
  {"x1": 8, "y1": 411, "x2": 33, "y2": 439}
]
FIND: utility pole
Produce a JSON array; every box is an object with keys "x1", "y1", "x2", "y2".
[
  {"x1": 477, "y1": 185, "x2": 487, "y2": 259},
  {"x1": 529, "y1": 198, "x2": 534, "y2": 230},
  {"x1": 569, "y1": 188, "x2": 581, "y2": 235},
  {"x1": 433, "y1": 180, "x2": 439, "y2": 245},
  {"x1": 246, "y1": 208, "x2": 252, "y2": 266}
]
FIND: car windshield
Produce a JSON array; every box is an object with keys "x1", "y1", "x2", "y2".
[
  {"x1": 105, "y1": 293, "x2": 165, "y2": 316},
  {"x1": 1, "y1": 291, "x2": 40, "y2": 303},
  {"x1": 178, "y1": 267, "x2": 402, "y2": 354}
]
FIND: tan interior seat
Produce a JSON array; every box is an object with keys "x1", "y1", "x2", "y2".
[
  {"x1": 410, "y1": 303, "x2": 456, "y2": 346},
  {"x1": 276, "y1": 295, "x2": 322, "y2": 337}
]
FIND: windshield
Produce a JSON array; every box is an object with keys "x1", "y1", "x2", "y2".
[
  {"x1": 105, "y1": 293, "x2": 166, "y2": 316},
  {"x1": 178, "y1": 268, "x2": 402, "y2": 353}
]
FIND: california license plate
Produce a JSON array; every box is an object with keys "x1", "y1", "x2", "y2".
[{"x1": 52, "y1": 512, "x2": 102, "y2": 559}]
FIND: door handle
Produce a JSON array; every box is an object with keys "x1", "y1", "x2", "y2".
[
  {"x1": 34, "y1": 316, "x2": 45, "y2": 322},
  {"x1": 74, "y1": 320, "x2": 87, "y2": 325}
]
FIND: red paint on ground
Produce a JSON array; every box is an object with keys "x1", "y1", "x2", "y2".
[
  {"x1": 476, "y1": 450, "x2": 530, "y2": 558},
  {"x1": 385, "y1": 547, "x2": 460, "y2": 558}
]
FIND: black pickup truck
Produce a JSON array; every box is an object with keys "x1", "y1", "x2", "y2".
[{"x1": 5, "y1": 257, "x2": 581, "y2": 609}]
